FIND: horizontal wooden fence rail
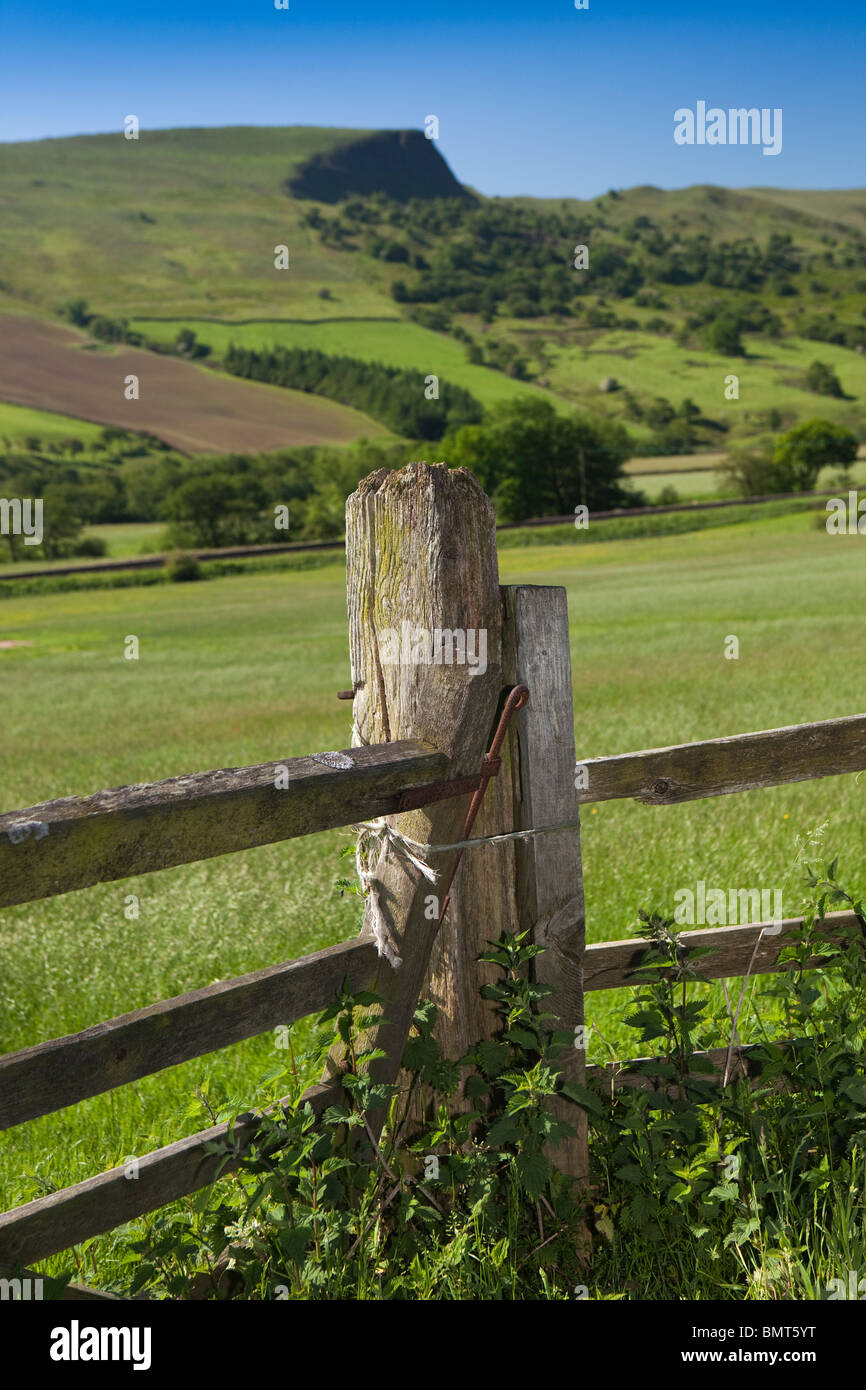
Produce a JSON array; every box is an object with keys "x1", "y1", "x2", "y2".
[
  {"x1": 581, "y1": 910, "x2": 865, "y2": 1096},
  {"x1": 0, "y1": 740, "x2": 451, "y2": 909},
  {"x1": 576, "y1": 712, "x2": 866, "y2": 806},
  {"x1": 583, "y1": 911, "x2": 860, "y2": 993},
  {"x1": 0, "y1": 1078, "x2": 343, "y2": 1271},
  {"x1": 0, "y1": 937, "x2": 378, "y2": 1131},
  {"x1": 586, "y1": 1042, "x2": 779, "y2": 1095}
]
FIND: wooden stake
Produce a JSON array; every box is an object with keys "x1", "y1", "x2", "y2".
[
  {"x1": 502, "y1": 584, "x2": 588, "y2": 1184},
  {"x1": 327, "y1": 463, "x2": 505, "y2": 1130}
]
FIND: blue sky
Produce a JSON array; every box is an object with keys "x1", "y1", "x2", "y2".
[{"x1": 1, "y1": 0, "x2": 862, "y2": 197}]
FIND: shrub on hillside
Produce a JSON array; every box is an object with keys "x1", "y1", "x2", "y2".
[
  {"x1": 58, "y1": 297, "x2": 91, "y2": 327},
  {"x1": 703, "y1": 315, "x2": 745, "y2": 355},
  {"x1": 71, "y1": 535, "x2": 108, "y2": 558},
  {"x1": 720, "y1": 446, "x2": 786, "y2": 497},
  {"x1": 805, "y1": 359, "x2": 844, "y2": 398},
  {"x1": 165, "y1": 551, "x2": 202, "y2": 582}
]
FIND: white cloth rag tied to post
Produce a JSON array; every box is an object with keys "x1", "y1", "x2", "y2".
[
  {"x1": 352, "y1": 812, "x2": 583, "y2": 969},
  {"x1": 352, "y1": 818, "x2": 440, "y2": 969}
]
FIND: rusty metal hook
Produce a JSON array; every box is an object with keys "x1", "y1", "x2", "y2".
[{"x1": 436, "y1": 683, "x2": 530, "y2": 924}]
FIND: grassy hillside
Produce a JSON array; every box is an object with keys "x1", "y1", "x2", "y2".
[
  {"x1": 3, "y1": 129, "x2": 862, "y2": 323},
  {"x1": 520, "y1": 183, "x2": 866, "y2": 243},
  {"x1": 542, "y1": 330, "x2": 866, "y2": 442},
  {"x1": 1, "y1": 125, "x2": 865, "y2": 465},
  {"x1": 0, "y1": 127, "x2": 395, "y2": 320}
]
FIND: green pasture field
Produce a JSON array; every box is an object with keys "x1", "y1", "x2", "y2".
[
  {"x1": 0, "y1": 523, "x2": 163, "y2": 577},
  {"x1": 624, "y1": 450, "x2": 727, "y2": 475},
  {"x1": 635, "y1": 468, "x2": 728, "y2": 500},
  {"x1": 131, "y1": 316, "x2": 555, "y2": 413},
  {"x1": 633, "y1": 459, "x2": 866, "y2": 502},
  {"x1": 0, "y1": 401, "x2": 107, "y2": 446},
  {"x1": 545, "y1": 330, "x2": 866, "y2": 438},
  {"x1": 0, "y1": 494, "x2": 825, "y2": 580},
  {"x1": 2, "y1": 508, "x2": 865, "y2": 1283},
  {"x1": 630, "y1": 458, "x2": 866, "y2": 503},
  {"x1": 85, "y1": 521, "x2": 166, "y2": 557}
]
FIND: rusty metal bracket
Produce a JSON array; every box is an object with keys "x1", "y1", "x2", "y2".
[
  {"x1": 435, "y1": 683, "x2": 529, "y2": 920},
  {"x1": 391, "y1": 686, "x2": 528, "y2": 824},
  {"x1": 394, "y1": 773, "x2": 484, "y2": 815}
]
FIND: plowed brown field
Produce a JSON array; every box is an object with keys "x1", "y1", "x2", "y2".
[{"x1": 0, "y1": 317, "x2": 386, "y2": 452}]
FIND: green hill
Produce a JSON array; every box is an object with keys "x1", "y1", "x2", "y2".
[
  {"x1": 1, "y1": 125, "x2": 865, "y2": 457},
  {"x1": 0, "y1": 126, "x2": 397, "y2": 320}
]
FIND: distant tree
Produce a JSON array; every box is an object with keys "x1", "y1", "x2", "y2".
[
  {"x1": 703, "y1": 315, "x2": 745, "y2": 356},
  {"x1": 722, "y1": 419, "x2": 859, "y2": 497},
  {"x1": 645, "y1": 397, "x2": 676, "y2": 428},
  {"x1": 648, "y1": 417, "x2": 700, "y2": 455},
  {"x1": 86, "y1": 315, "x2": 120, "y2": 342},
  {"x1": 174, "y1": 327, "x2": 210, "y2": 360},
  {"x1": 175, "y1": 327, "x2": 198, "y2": 354},
  {"x1": 71, "y1": 535, "x2": 108, "y2": 558},
  {"x1": 505, "y1": 297, "x2": 538, "y2": 319},
  {"x1": 163, "y1": 470, "x2": 269, "y2": 548},
  {"x1": 772, "y1": 418, "x2": 858, "y2": 490},
  {"x1": 38, "y1": 483, "x2": 87, "y2": 559},
  {"x1": 804, "y1": 359, "x2": 844, "y2": 398},
  {"x1": 59, "y1": 298, "x2": 90, "y2": 327},
  {"x1": 719, "y1": 446, "x2": 779, "y2": 498},
  {"x1": 443, "y1": 397, "x2": 634, "y2": 521}
]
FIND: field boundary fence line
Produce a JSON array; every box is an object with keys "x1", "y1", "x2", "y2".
[{"x1": 1, "y1": 461, "x2": 863, "y2": 1296}]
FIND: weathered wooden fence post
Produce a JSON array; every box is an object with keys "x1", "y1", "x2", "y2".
[
  {"x1": 502, "y1": 585, "x2": 588, "y2": 1184},
  {"x1": 326, "y1": 463, "x2": 588, "y2": 1185},
  {"x1": 324, "y1": 462, "x2": 510, "y2": 1123}
]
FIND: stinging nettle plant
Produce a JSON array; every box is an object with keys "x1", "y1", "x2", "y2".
[{"x1": 102, "y1": 854, "x2": 866, "y2": 1301}]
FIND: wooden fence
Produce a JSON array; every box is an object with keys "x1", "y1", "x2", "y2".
[{"x1": 1, "y1": 461, "x2": 864, "y2": 1298}]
